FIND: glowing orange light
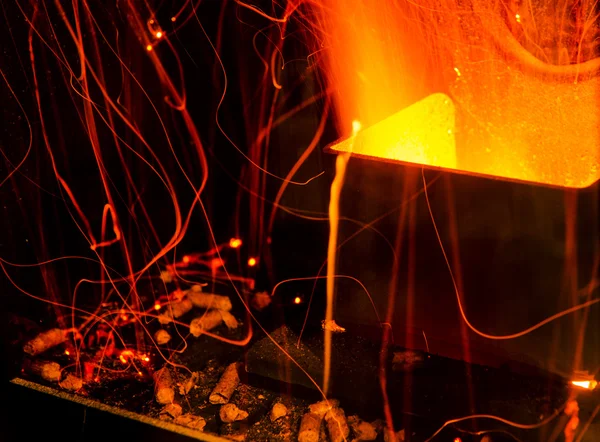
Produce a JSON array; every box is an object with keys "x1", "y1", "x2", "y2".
[
  {"x1": 138, "y1": 371, "x2": 143, "y2": 376},
  {"x1": 247, "y1": 257, "x2": 257, "y2": 267},
  {"x1": 171, "y1": 17, "x2": 176, "y2": 22},
  {"x1": 64, "y1": 350, "x2": 70, "y2": 356},
  {"x1": 154, "y1": 303, "x2": 161, "y2": 310},
  {"x1": 182, "y1": 255, "x2": 190, "y2": 264},
  {"x1": 155, "y1": 31, "x2": 163, "y2": 39},
  {"x1": 319, "y1": 0, "x2": 600, "y2": 188},
  {"x1": 210, "y1": 257, "x2": 224, "y2": 269},
  {"x1": 145, "y1": 44, "x2": 153, "y2": 52},
  {"x1": 143, "y1": 357, "x2": 150, "y2": 362},
  {"x1": 453, "y1": 438, "x2": 462, "y2": 442},
  {"x1": 329, "y1": 93, "x2": 457, "y2": 169},
  {"x1": 229, "y1": 238, "x2": 242, "y2": 249},
  {"x1": 571, "y1": 380, "x2": 598, "y2": 390},
  {"x1": 294, "y1": 296, "x2": 302, "y2": 304},
  {"x1": 119, "y1": 355, "x2": 127, "y2": 364}
]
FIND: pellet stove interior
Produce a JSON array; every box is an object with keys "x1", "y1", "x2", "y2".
[{"x1": 2, "y1": 0, "x2": 600, "y2": 441}]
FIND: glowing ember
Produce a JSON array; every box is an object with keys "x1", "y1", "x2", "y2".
[
  {"x1": 247, "y1": 257, "x2": 257, "y2": 267},
  {"x1": 571, "y1": 380, "x2": 598, "y2": 390},
  {"x1": 145, "y1": 44, "x2": 153, "y2": 51},
  {"x1": 229, "y1": 238, "x2": 242, "y2": 249},
  {"x1": 154, "y1": 303, "x2": 161, "y2": 310},
  {"x1": 294, "y1": 296, "x2": 302, "y2": 305},
  {"x1": 155, "y1": 31, "x2": 163, "y2": 39}
]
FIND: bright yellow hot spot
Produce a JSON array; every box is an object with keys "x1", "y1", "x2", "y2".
[
  {"x1": 329, "y1": 93, "x2": 457, "y2": 170},
  {"x1": 571, "y1": 380, "x2": 598, "y2": 390}
]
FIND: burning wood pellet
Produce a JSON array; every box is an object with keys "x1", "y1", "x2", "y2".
[
  {"x1": 219, "y1": 403, "x2": 249, "y2": 423},
  {"x1": 321, "y1": 319, "x2": 346, "y2": 333},
  {"x1": 154, "y1": 366, "x2": 175, "y2": 404},
  {"x1": 174, "y1": 413, "x2": 206, "y2": 431},
  {"x1": 188, "y1": 290, "x2": 232, "y2": 311},
  {"x1": 309, "y1": 399, "x2": 339, "y2": 417},
  {"x1": 158, "y1": 298, "x2": 193, "y2": 324},
  {"x1": 220, "y1": 310, "x2": 239, "y2": 329},
  {"x1": 190, "y1": 310, "x2": 224, "y2": 337},
  {"x1": 30, "y1": 360, "x2": 62, "y2": 382},
  {"x1": 383, "y1": 429, "x2": 405, "y2": 442},
  {"x1": 178, "y1": 371, "x2": 199, "y2": 395},
  {"x1": 270, "y1": 402, "x2": 288, "y2": 421},
  {"x1": 23, "y1": 328, "x2": 68, "y2": 356},
  {"x1": 59, "y1": 374, "x2": 83, "y2": 391},
  {"x1": 209, "y1": 362, "x2": 239, "y2": 404},
  {"x1": 298, "y1": 412, "x2": 322, "y2": 442},
  {"x1": 250, "y1": 291, "x2": 271, "y2": 311},
  {"x1": 154, "y1": 329, "x2": 171, "y2": 345},
  {"x1": 348, "y1": 416, "x2": 378, "y2": 441},
  {"x1": 325, "y1": 407, "x2": 350, "y2": 442},
  {"x1": 159, "y1": 403, "x2": 183, "y2": 421}
]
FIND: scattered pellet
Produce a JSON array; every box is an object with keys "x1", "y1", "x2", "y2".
[
  {"x1": 250, "y1": 291, "x2": 271, "y2": 311},
  {"x1": 188, "y1": 291, "x2": 232, "y2": 311},
  {"x1": 30, "y1": 360, "x2": 62, "y2": 382},
  {"x1": 154, "y1": 329, "x2": 172, "y2": 345},
  {"x1": 174, "y1": 413, "x2": 206, "y2": 431},
  {"x1": 159, "y1": 403, "x2": 182, "y2": 420},
  {"x1": 220, "y1": 310, "x2": 239, "y2": 329},
  {"x1": 178, "y1": 372, "x2": 199, "y2": 395},
  {"x1": 209, "y1": 363, "x2": 239, "y2": 404},
  {"x1": 154, "y1": 366, "x2": 175, "y2": 404},
  {"x1": 59, "y1": 374, "x2": 83, "y2": 391},
  {"x1": 298, "y1": 412, "x2": 322, "y2": 442},
  {"x1": 220, "y1": 403, "x2": 249, "y2": 423},
  {"x1": 383, "y1": 429, "x2": 405, "y2": 442},
  {"x1": 325, "y1": 407, "x2": 350, "y2": 442},
  {"x1": 321, "y1": 319, "x2": 346, "y2": 333},
  {"x1": 160, "y1": 270, "x2": 173, "y2": 283},
  {"x1": 159, "y1": 298, "x2": 193, "y2": 324},
  {"x1": 348, "y1": 416, "x2": 377, "y2": 441},
  {"x1": 24, "y1": 328, "x2": 68, "y2": 356},
  {"x1": 270, "y1": 402, "x2": 288, "y2": 422},
  {"x1": 309, "y1": 399, "x2": 339, "y2": 417},
  {"x1": 190, "y1": 310, "x2": 224, "y2": 337}
]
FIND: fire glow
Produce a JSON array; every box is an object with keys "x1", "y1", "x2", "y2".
[{"x1": 322, "y1": 0, "x2": 600, "y2": 188}]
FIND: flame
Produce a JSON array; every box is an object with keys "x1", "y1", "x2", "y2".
[
  {"x1": 571, "y1": 380, "x2": 598, "y2": 390},
  {"x1": 319, "y1": 0, "x2": 600, "y2": 188}
]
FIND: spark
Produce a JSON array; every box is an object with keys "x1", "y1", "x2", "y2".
[
  {"x1": 154, "y1": 303, "x2": 161, "y2": 310},
  {"x1": 248, "y1": 257, "x2": 257, "y2": 267},
  {"x1": 229, "y1": 238, "x2": 242, "y2": 248},
  {"x1": 155, "y1": 31, "x2": 163, "y2": 39},
  {"x1": 515, "y1": 14, "x2": 521, "y2": 23},
  {"x1": 64, "y1": 350, "x2": 70, "y2": 356},
  {"x1": 454, "y1": 67, "x2": 461, "y2": 76},
  {"x1": 182, "y1": 255, "x2": 190, "y2": 264},
  {"x1": 146, "y1": 44, "x2": 153, "y2": 52},
  {"x1": 294, "y1": 296, "x2": 302, "y2": 304}
]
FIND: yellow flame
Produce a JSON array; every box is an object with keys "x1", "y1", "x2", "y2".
[{"x1": 571, "y1": 380, "x2": 597, "y2": 390}]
